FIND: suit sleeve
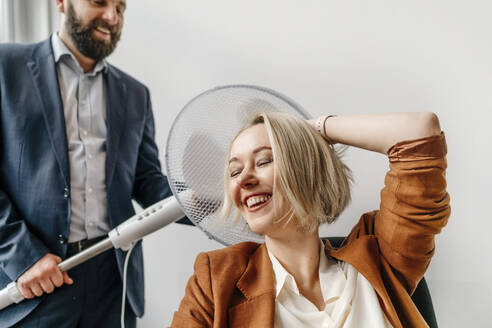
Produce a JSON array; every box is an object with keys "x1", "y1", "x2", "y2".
[
  {"x1": 374, "y1": 132, "x2": 451, "y2": 293},
  {"x1": 171, "y1": 253, "x2": 214, "y2": 328},
  {"x1": 131, "y1": 87, "x2": 192, "y2": 224},
  {"x1": 0, "y1": 67, "x2": 49, "y2": 281},
  {"x1": 0, "y1": 178, "x2": 49, "y2": 282}
]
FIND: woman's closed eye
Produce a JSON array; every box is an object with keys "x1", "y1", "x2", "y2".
[
  {"x1": 229, "y1": 157, "x2": 272, "y2": 178},
  {"x1": 257, "y1": 158, "x2": 273, "y2": 167},
  {"x1": 229, "y1": 169, "x2": 241, "y2": 178}
]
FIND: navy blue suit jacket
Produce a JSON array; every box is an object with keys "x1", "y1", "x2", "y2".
[{"x1": 0, "y1": 38, "x2": 178, "y2": 326}]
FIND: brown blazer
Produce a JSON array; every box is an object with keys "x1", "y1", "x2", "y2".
[{"x1": 171, "y1": 133, "x2": 450, "y2": 328}]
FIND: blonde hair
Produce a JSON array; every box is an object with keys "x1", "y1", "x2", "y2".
[{"x1": 221, "y1": 112, "x2": 352, "y2": 232}]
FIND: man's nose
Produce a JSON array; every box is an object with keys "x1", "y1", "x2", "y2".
[{"x1": 101, "y1": 5, "x2": 119, "y2": 25}]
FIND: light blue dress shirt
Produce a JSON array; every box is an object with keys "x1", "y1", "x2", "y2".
[{"x1": 51, "y1": 33, "x2": 110, "y2": 242}]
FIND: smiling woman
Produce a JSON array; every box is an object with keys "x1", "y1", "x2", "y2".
[
  {"x1": 222, "y1": 113, "x2": 351, "y2": 235},
  {"x1": 172, "y1": 111, "x2": 450, "y2": 328}
]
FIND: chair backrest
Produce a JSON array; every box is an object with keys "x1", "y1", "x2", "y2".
[{"x1": 326, "y1": 237, "x2": 438, "y2": 328}]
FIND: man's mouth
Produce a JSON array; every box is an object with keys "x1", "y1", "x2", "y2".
[{"x1": 94, "y1": 26, "x2": 111, "y2": 37}]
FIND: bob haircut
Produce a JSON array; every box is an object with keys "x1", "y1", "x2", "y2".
[{"x1": 221, "y1": 112, "x2": 352, "y2": 233}]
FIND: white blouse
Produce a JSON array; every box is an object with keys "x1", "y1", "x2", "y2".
[{"x1": 267, "y1": 242, "x2": 393, "y2": 328}]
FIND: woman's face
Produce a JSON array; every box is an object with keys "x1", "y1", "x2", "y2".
[{"x1": 228, "y1": 124, "x2": 290, "y2": 235}]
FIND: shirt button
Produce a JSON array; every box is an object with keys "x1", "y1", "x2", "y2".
[
  {"x1": 63, "y1": 188, "x2": 69, "y2": 198},
  {"x1": 82, "y1": 130, "x2": 88, "y2": 136},
  {"x1": 88, "y1": 187, "x2": 93, "y2": 193},
  {"x1": 88, "y1": 154, "x2": 93, "y2": 159}
]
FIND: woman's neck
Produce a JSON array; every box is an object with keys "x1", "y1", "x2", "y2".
[{"x1": 265, "y1": 227, "x2": 321, "y2": 287}]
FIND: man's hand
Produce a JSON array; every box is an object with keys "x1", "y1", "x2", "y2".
[{"x1": 17, "y1": 253, "x2": 73, "y2": 299}]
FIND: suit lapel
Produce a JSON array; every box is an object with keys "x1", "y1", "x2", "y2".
[
  {"x1": 232, "y1": 244, "x2": 276, "y2": 327},
  {"x1": 27, "y1": 39, "x2": 70, "y2": 187},
  {"x1": 105, "y1": 66, "x2": 127, "y2": 189}
]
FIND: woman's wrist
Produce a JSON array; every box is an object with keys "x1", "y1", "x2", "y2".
[{"x1": 314, "y1": 115, "x2": 337, "y2": 143}]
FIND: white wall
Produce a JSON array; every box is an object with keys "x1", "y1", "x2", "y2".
[
  {"x1": 109, "y1": 1, "x2": 489, "y2": 327},
  {"x1": 0, "y1": 0, "x2": 58, "y2": 43}
]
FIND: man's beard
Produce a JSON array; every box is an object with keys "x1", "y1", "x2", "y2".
[{"x1": 65, "y1": 2, "x2": 121, "y2": 61}]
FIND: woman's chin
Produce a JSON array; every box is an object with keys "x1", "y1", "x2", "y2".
[
  {"x1": 244, "y1": 210, "x2": 290, "y2": 237},
  {"x1": 245, "y1": 217, "x2": 273, "y2": 236},
  {"x1": 250, "y1": 227, "x2": 269, "y2": 236}
]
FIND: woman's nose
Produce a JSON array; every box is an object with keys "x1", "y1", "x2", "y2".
[{"x1": 237, "y1": 169, "x2": 258, "y2": 189}]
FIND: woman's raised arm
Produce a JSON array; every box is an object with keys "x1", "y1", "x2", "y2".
[
  {"x1": 313, "y1": 112, "x2": 441, "y2": 154},
  {"x1": 317, "y1": 112, "x2": 450, "y2": 294}
]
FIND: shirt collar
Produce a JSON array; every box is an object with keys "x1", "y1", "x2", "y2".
[
  {"x1": 267, "y1": 240, "x2": 346, "y2": 300},
  {"x1": 51, "y1": 33, "x2": 107, "y2": 76},
  {"x1": 319, "y1": 240, "x2": 347, "y2": 301},
  {"x1": 267, "y1": 248, "x2": 298, "y2": 297}
]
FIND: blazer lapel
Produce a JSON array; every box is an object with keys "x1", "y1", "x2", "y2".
[
  {"x1": 27, "y1": 39, "x2": 69, "y2": 187},
  {"x1": 231, "y1": 244, "x2": 276, "y2": 327},
  {"x1": 326, "y1": 235, "x2": 386, "y2": 295},
  {"x1": 326, "y1": 235, "x2": 400, "y2": 326},
  {"x1": 104, "y1": 66, "x2": 127, "y2": 189}
]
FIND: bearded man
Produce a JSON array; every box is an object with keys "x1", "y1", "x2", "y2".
[{"x1": 0, "y1": 1, "x2": 190, "y2": 327}]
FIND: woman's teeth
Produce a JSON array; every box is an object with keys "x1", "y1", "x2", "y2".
[{"x1": 246, "y1": 195, "x2": 271, "y2": 208}]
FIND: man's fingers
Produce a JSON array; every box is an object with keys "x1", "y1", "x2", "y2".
[
  {"x1": 51, "y1": 269, "x2": 64, "y2": 287},
  {"x1": 63, "y1": 272, "x2": 73, "y2": 285},
  {"x1": 30, "y1": 283, "x2": 43, "y2": 297},
  {"x1": 17, "y1": 282, "x2": 34, "y2": 299},
  {"x1": 15, "y1": 253, "x2": 68, "y2": 299},
  {"x1": 39, "y1": 278, "x2": 55, "y2": 294}
]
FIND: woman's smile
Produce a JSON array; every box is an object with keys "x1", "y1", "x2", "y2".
[{"x1": 243, "y1": 193, "x2": 273, "y2": 212}]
